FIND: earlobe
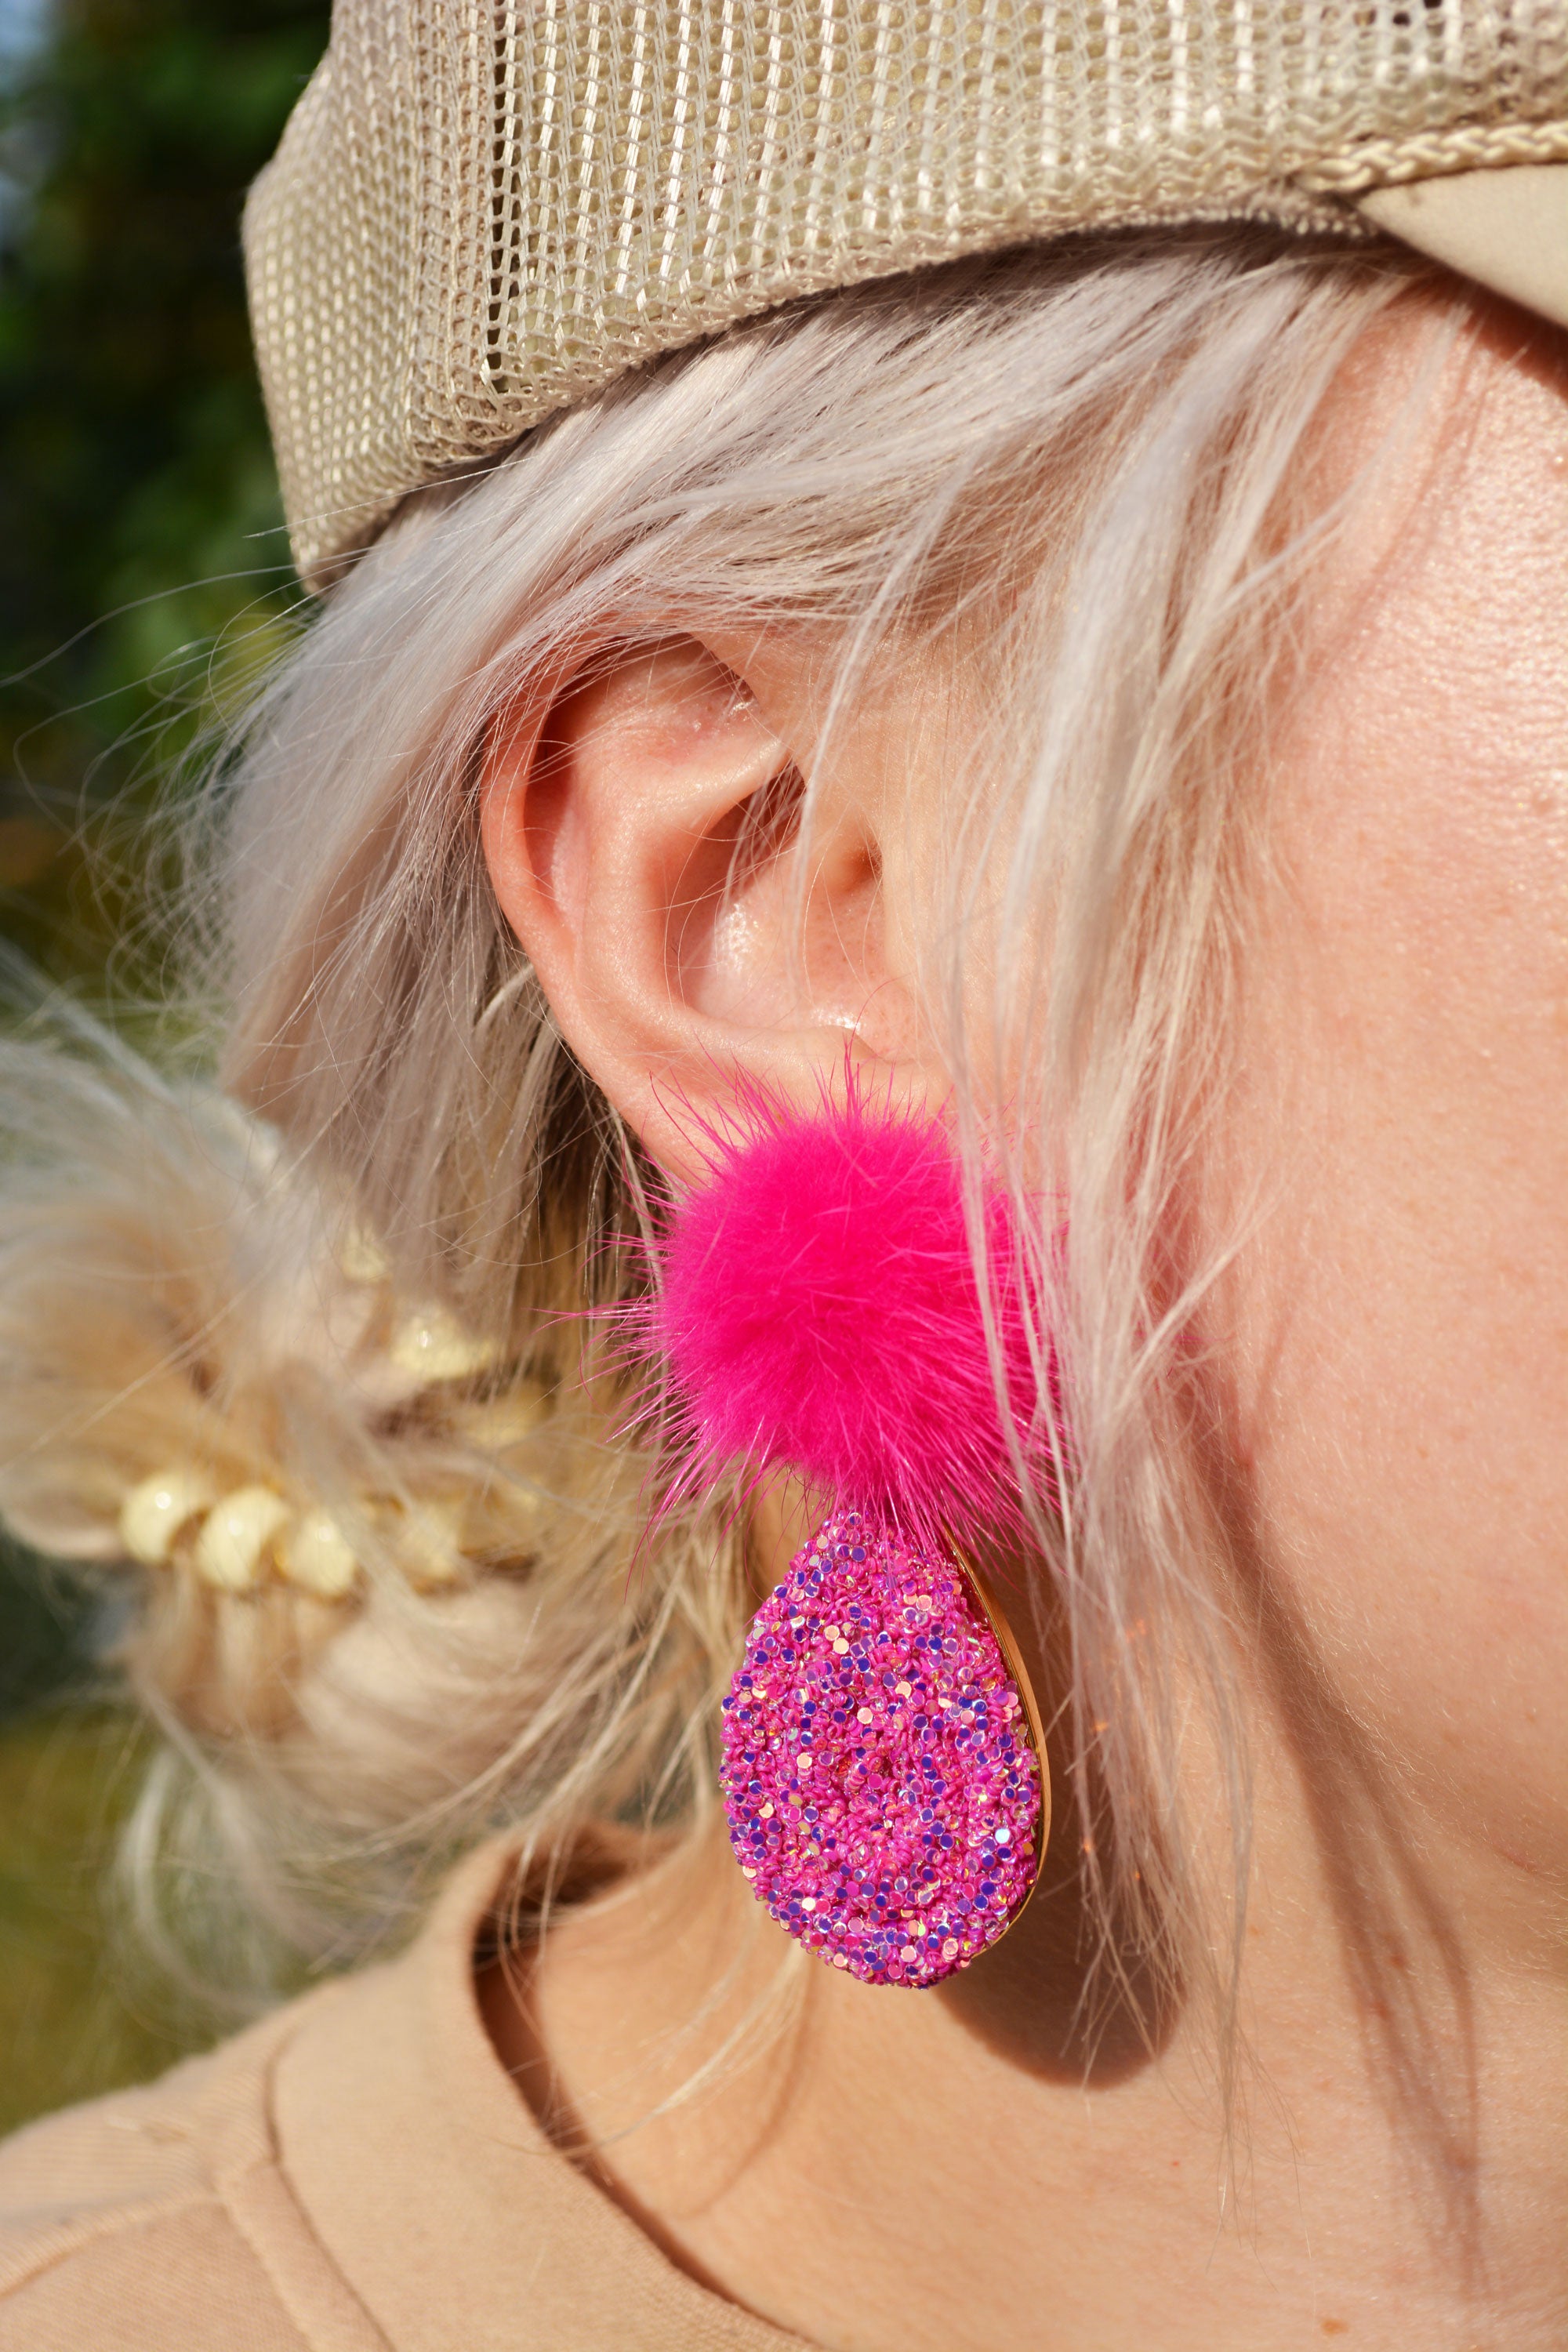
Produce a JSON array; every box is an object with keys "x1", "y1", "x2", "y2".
[{"x1": 479, "y1": 633, "x2": 917, "y2": 1172}]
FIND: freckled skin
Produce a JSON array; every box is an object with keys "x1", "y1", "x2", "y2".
[{"x1": 1210, "y1": 305, "x2": 1568, "y2": 1915}]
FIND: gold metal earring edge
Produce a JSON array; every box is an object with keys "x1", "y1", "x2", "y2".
[{"x1": 946, "y1": 1537, "x2": 1052, "y2": 1933}]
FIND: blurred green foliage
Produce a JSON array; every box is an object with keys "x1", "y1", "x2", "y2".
[
  {"x1": 0, "y1": 0, "x2": 328, "y2": 2128},
  {"x1": 0, "y1": 1542, "x2": 96, "y2": 1720},
  {"x1": 0, "y1": 1709, "x2": 187, "y2": 2136},
  {"x1": 0, "y1": 0, "x2": 326, "y2": 988}
]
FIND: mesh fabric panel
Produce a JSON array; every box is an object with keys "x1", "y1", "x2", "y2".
[{"x1": 244, "y1": 1, "x2": 1568, "y2": 586}]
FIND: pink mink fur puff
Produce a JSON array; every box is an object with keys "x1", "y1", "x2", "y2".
[{"x1": 651, "y1": 1084, "x2": 1045, "y2": 1544}]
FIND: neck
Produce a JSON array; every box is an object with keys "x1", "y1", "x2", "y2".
[{"x1": 484, "y1": 1721, "x2": 1566, "y2": 2352}]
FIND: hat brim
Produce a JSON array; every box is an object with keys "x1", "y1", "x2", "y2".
[{"x1": 1359, "y1": 164, "x2": 1568, "y2": 330}]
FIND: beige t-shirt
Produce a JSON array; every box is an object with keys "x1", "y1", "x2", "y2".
[{"x1": 0, "y1": 1839, "x2": 809, "y2": 2351}]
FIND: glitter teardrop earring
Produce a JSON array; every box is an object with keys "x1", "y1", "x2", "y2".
[{"x1": 648, "y1": 1083, "x2": 1054, "y2": 1987}]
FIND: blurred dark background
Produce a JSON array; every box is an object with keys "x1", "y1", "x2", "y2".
[{"x1": 0, "y1": 0, "x2": 327, "y2": 2131}]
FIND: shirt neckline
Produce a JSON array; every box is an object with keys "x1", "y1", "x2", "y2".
[{"x1": 270, "y1": 1835, "x2": 813, "y2": 2352}]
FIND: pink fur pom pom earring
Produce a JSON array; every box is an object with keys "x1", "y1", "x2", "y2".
[{"x1": 645, "y1": 1083, "x2": 1054, "y2": 1989}]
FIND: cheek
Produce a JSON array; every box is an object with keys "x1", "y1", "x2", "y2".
[{"x1": 1217, "y1": 350, "x2": 1568, "y2": 1875}]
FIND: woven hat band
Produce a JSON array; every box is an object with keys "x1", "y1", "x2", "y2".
[{"x1": 244, "y1": 2, "x2": 1568, "y2": 590}]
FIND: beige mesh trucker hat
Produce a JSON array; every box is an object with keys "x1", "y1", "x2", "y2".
[{"x1": 245, "y1": 3, "x2": 1568, "y2": 591}]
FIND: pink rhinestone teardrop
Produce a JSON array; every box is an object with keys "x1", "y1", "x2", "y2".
[{"x1": 720, "y1": 1510, "x2": 1041, "y2": 1987}]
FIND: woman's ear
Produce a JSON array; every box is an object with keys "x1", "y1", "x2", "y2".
[{"x1": 480, "y1": 634, "x2": 920, "y2": 1174}]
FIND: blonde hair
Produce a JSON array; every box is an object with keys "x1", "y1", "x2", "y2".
[{"x1": 0, "y1": 233, "x2": 1447, "y2": 2063}]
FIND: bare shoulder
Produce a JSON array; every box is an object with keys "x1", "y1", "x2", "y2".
[{"x1": 0, "y1": 1987, "x2": 377, "y2": 2350}]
